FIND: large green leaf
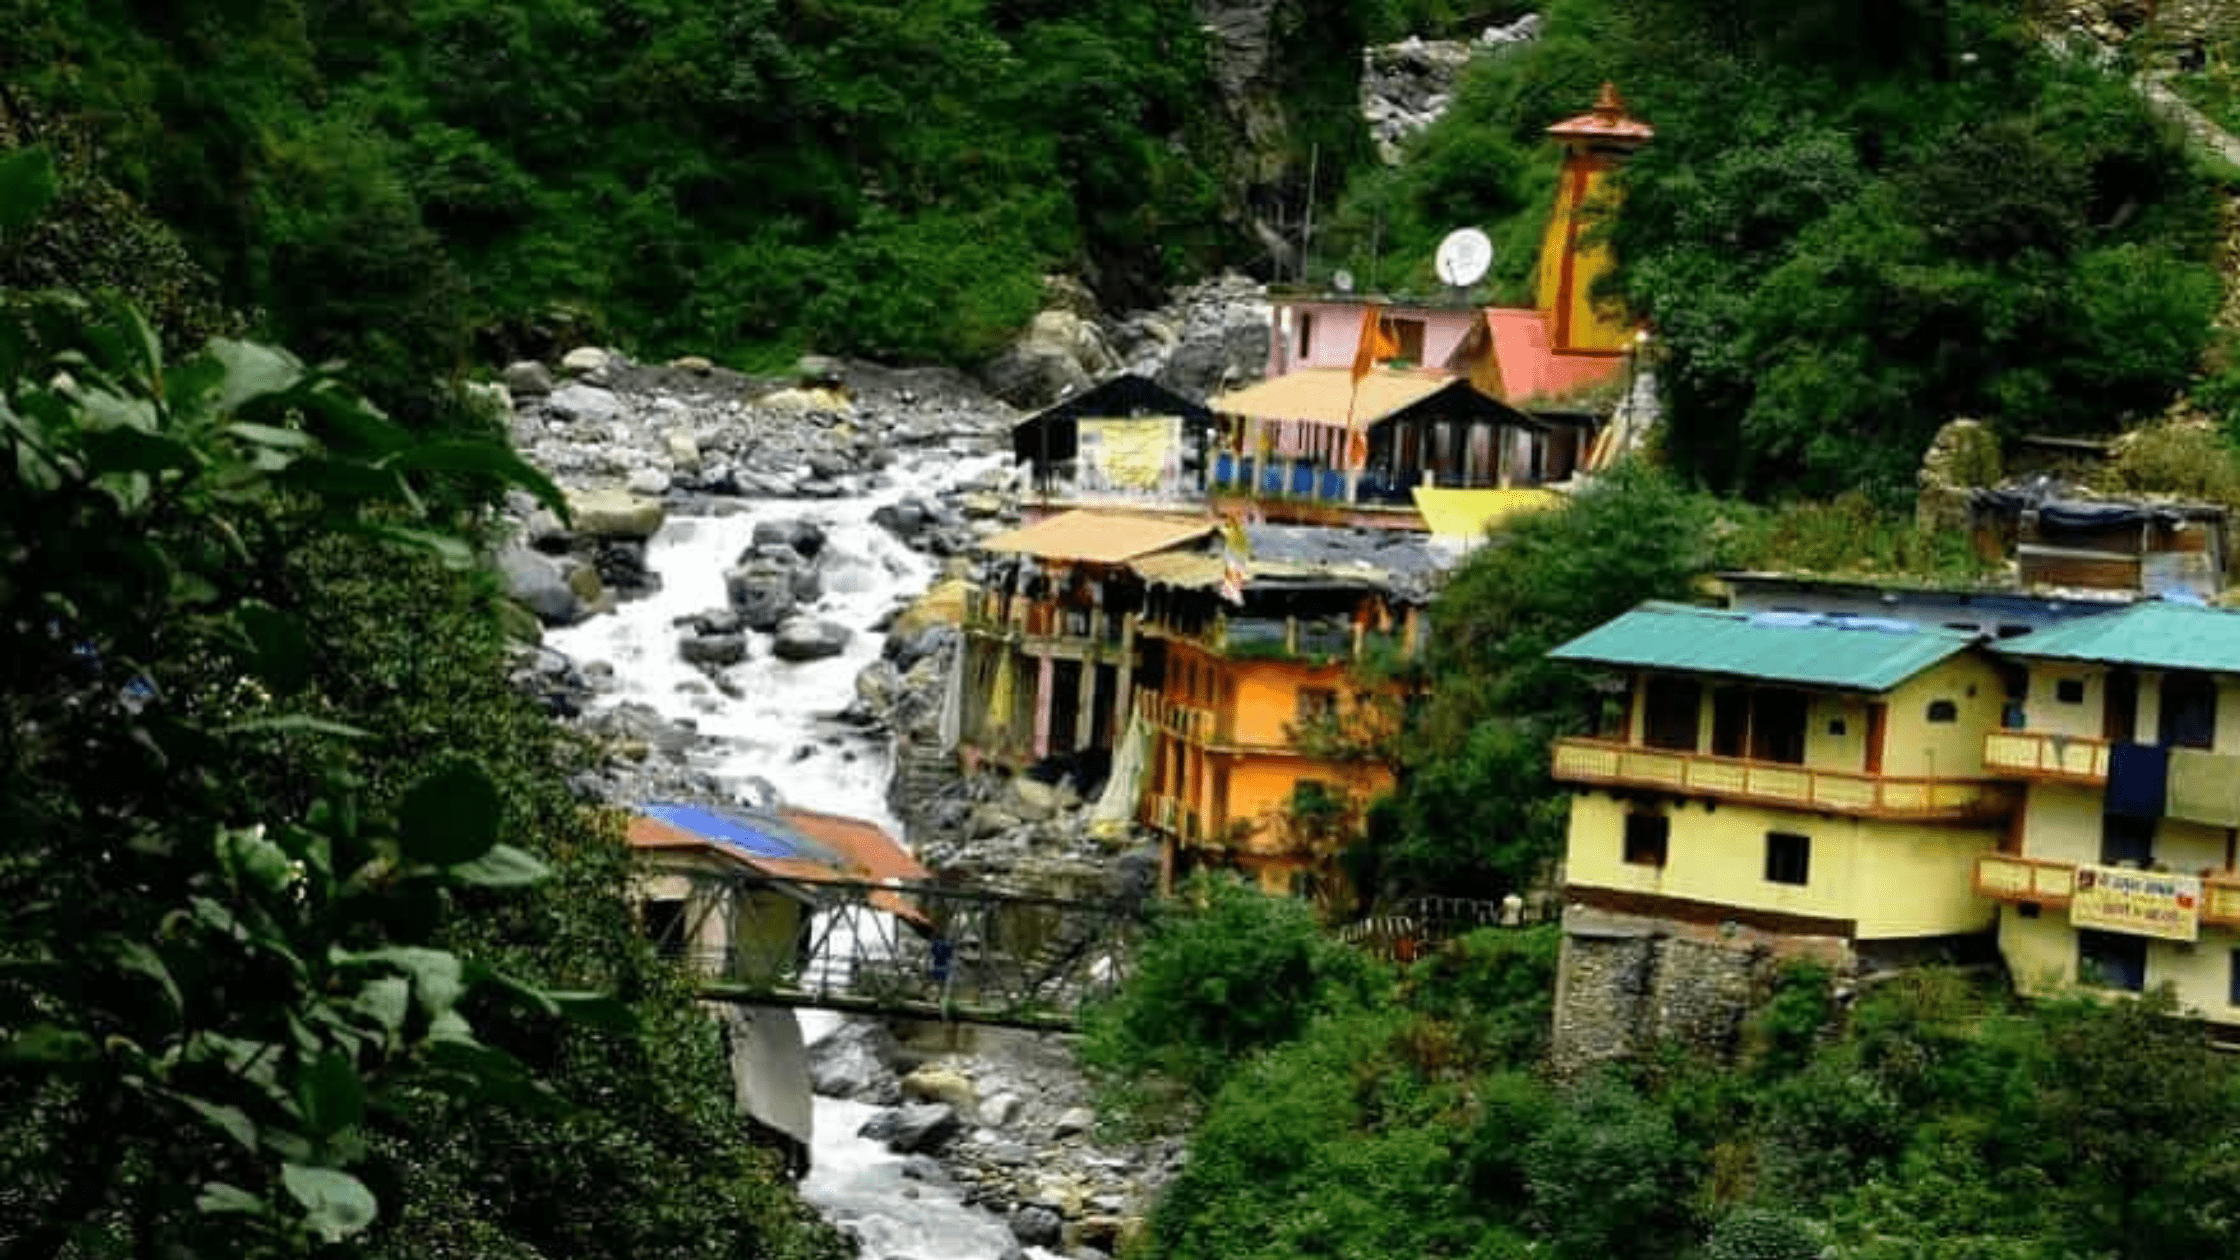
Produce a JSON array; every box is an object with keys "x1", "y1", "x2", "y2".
[
  {"x1": 447, "y1": 843, "x2": 550, "y2": 888},
  {"x1": 280, "y1": 1164, "x2": 378, "y2": 1242},
  {"x1": 295, "y1": 1048, "x2": 366, "y2": 1138},
  {"x1": 194, "y1": 1182, "x2": 269, "y2": 1218},
  {"x1": 0, "y1": 1023, "x2": 99, "y2": 1065},
  {"x1": 0, "y1": 147, "x2": 58, "y2": 236},
  {"x1": 397, "y1": 760, "x2": 501, "y2": 866},
  {"x1": 386, "y1": 438, "x2": 570, "y2": 515},
  {"x1": 336, "y1": 946, "x2": 465, "y2": 1018},
  {"x1": 207, "y1": 341, "x2": 307, "y2": 415}
]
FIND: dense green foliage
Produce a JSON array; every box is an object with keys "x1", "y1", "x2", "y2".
[
  {"x1": 0, "y1": 0, "x2": 1289, "y2": 379},
  {"x1": 1325, "y1": 0, "x2": 2230, "y2": 496},
  {"x1": 1098, "y1": 890, "x2": 2240, "y2": 1260},
  {"x1": 0, "y1": 153, "x2": 840, "y2": 1259}
]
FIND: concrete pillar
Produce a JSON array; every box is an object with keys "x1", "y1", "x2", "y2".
[
  {"x1": 1033, "y1": 653, "x2": 1056, "y2": 760},
  {"x1": 1113, "y1": 613, "x2": 1138, "y2": 746},
  {"x1": 1075, "y1": 655, "x2": 1098, "y2": 751}
]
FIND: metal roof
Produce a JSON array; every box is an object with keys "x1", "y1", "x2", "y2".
[
  {"x1": 1550, "y1": 601, "x2": 1981, "y2": 691},
  {"x1": 1208, "y1": 369, "x2": 1534, "y2": 430},
  {"x1": 977, "y1": 509, "x2": 1216, "y2": 565},
  {"x1": 1994, "y1": 600, "x2": 2240, "y2": 673}
]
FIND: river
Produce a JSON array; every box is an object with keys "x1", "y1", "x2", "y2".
[{"x1": 546, "y1": 447, "x2": 1041, "y2": 1259}]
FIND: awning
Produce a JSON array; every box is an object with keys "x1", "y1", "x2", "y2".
[
  {"x1": 1208, "y1": 369, "x2": 1456, "y2": 430},
  {"x1": 977, "y1": 509, "x2": 1216, "y2": 565}
]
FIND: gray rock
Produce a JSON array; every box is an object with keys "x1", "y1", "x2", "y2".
[
  {"x1": 1053, "y1": 1107, "x2": 1095, "y2": 1139},
  {"x1": 723, "y1": 561, "x2": 799, "y2": 632},
  {"x1": 900, "y1": 1155, "x2": 949, "y2": 1184},
  {"x1": 496, "y1": 545, "x2": 579, "y2": 625},
  {"x1": 546, "y1": 383, "x2": 624, "y2": 424},
  {"x1": 1012, "y1": 777, "x2": 1061, "y2": 822},
  {"x1": 772, "y1": 617, "x2": 851, "y2": 662},
  {"x1": 679, "y1": 632, "x2": 749, "y2": 667},
  {"x1": 1010, "y1": 1207, "x2": 1064, "y2": 1249},
  {"x1": 797, "y1": 353, "x2": 847, "y2": 386},
  {"x1": 503, "y1": 360, "x2": 555, "y2": 397},
  {"x1": 980, "y1": 1090, "x2": 1024, "y2": 1128},
  {"x1": 560, "y1": 346, "x2": 611, "y2": 375},
  {"x1": 754, "y1": 517, "x2": 827, "y2": 559},
  {"x1": 566, "y1": 487, "x2": 665, "y2": 539},
  {"x1": 866, "y1": 1103, "x2": 963, "y2": 1155},
  {"x1": 872, "y1": 499, "x2": 930, "y2": 540}
]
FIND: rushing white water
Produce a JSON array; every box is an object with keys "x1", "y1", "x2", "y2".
[
  {"x1": 547, "y1": 450, "x2": 1000, "y2": 834},
  {"x1": 548, "y1": 449, "x2": 1034, "y2": 1258}
]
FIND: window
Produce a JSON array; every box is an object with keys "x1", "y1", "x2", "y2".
[
  {"x1": 2100, "y1": 814, "x2": 2155, "y2": 867},
  {"x1": 1926, "y1": 699, "x2": 1959, "y2": 724},
  {"x1": 1623, "y1": 813, "x2": 1670, "y2": 867},
  {"x1": 2079, "y1": 930, "x2": 2147, "y2": 993},
  {"x1": 641, "y1": 899, "x2": 688, "y2": 959},
  {"x1": 1296, "y1": 688, "x2": 1338, "y2": 725},
  {"x1": 1826, "y1": 718, "x2": 1848, "y2": 736},
  {"x1": 1388, "y1": 318, "x2": 1427, "y2": 366},
  {"x1": 1711, "y1": 686, "x2": 1749, "y2": 758},
  {"x1": 1642, "y1": 675, "x2": 1703, "y2": 751},
  {"x1": 2056, "y1": 677, "x2": 2086, "y2": 704},
  {"x1": 1764, "y1": 832, "x2": 1811, "y2": 886},
  {"x1": 2159, "y1": 670, "x2": 2218, "y2": 750},
  {"x1": 1296, "y1": 310, "x2": 1314, "y2": 359},
  {"x1": 2229, "y1": 949, "x2": 2240, "y2": 1007}
]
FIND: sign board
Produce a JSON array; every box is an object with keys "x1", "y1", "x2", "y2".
[
  {"x1": 2070, "y1": 864, "x2": 2200, "y2": 942},
  {"x1": 1077, "y1": 416, "x2": 1181, "y2": 493}
]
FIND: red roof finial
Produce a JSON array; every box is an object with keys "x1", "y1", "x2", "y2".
[{"x1": 1547, "y1": 82, "x2": 1654, "y2": 146}]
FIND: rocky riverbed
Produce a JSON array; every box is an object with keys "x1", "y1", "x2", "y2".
[{"x1": 492, "y1": 278, "x2": 1259, "y2": 1257}]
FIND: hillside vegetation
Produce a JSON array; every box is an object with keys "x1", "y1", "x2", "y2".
[{"x1": 1324, "y1": 0, "x2": 2237, "y2": 496}]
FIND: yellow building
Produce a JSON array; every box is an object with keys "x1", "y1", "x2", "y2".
[
  {"x1": 1550, "y1": 603, "x2": 2015, "y2": 949},
  {"x1": 1531, "y1": 82, "x2": 1656, "y2": 357},
  {"x1": 1972, "y1": 602, "x2": 2240, "y2": 1026}
]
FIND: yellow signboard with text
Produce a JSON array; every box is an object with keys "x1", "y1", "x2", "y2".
[{"x1": 2070, "y1": 865, "x2": 2201, "y2": 942}]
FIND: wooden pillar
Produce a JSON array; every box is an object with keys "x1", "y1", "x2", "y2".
[
  {"x1": 1032, "y1": 653, "x2": 1056, "y2": 759},
  {"x1": 1074, "y1": 654, "x2": 1098, "y2": 750},
  {"x1": 1114, "y1": 613, "x2": 1138, "y2": 745}
]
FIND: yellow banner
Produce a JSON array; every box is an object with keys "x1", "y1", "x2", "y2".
[{"x1": 2070, "y1": 864, "x2": 2201, "y2": 942}]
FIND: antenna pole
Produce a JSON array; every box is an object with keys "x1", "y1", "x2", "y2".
[{"x1": 1301, "y1": 143, "x2": 1319, "y2": 285}]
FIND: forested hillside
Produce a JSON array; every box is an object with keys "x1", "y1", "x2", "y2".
[
  {"x1": 1324, "y1": 0, "x2": 2239, "y2": 496},
  {"x1": 0, "y1": 0, "x2": 1413, "y2": 389}
]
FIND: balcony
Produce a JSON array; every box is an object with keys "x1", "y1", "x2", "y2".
[
  {"x1": 1146, "y1": 792, "x2": 1202, "y2": 841},
  {"x1": 1975, "y1": 853, "x2": 2240, "y2": 929},
  {"x1": 1552, "y1": 738, "x2": 2012, "y2": 821},
  {"x1": 1982, "y1": 730, "x2": 2109, "y2": 786},
  {"x1": 1136, "y1": 691, "x2": 1221, "y2": 745}
]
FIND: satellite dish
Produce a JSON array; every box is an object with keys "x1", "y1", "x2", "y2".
[
  {"x1": 1332, "y1": 269, "x2": 1355, "y2": 293},
  {"x1": 1435, "y1": 228, "x2": 1493, "y2": 287}
]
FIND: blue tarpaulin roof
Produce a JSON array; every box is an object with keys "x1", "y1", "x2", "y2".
[{"x1": 637, "y1": 803, "x2": 845, "y2": 867}]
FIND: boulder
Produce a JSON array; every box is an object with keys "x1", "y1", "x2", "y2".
[
  {"x1": 773, "y1": 617, "x2": 852, "y2": 662},
  {"x1": 545, "y1": 382, "x2": 624, "y2": 424},
  {"x1": 797, "y1": 354, "x2": 847, "y2": 387},
  {"x1": 860, "y1": 1103, "x2": 963, "y2": 1155},
  {"x1": 1009, "y1": 1206, "x2": 1064, "y2": 1249},
  {"x1": 754, "y1": 517, "x2": 827, "y2": 559},
  {"x1": 724, "y1": 560, "x2": 799, "y2": 632},
  {"x1": 561, "y1": 559, "x2": 605, "y2": 607},
  {"x1": 669, "y1": 354, "x2": 715, "y2": 373},
  {"x1": 900, "y1": 1065, "x2": 978, "y2": 1116},
  {"x1": 497, "y1": 545, "x2": 579, "y2": 625},
  {"x1": 624, "y1": 467, "x2": 670, "y2": 496},
  {"x1": 503, "y1": 360, "x2": 555, "y2": 397},
  {"x1": 1011, "y1": 776, "x2": 1060, "y2": 822},
  {"x1": 872, "y1": 498, "x2": 930, "y2": 540},
  {"x1": 567, "y1": 487, "x2": 666, "y2": 539},
  {"x1": 664, "y1": 431, "x2": 702, "y2": 472},
  {"x1": 560, "y1": 346, "x2": 611, "y2": 375},
  {"x1": 1053, "y1": 1106, "x2": 1095, "y2": 1139},
  {"x1": 759, "y1": 386, "x2": 850, "y2": 413},
  {"x1": 679, "y1": 632, "x2": 749, "y2": 667},
  {"x1": 807, "y1": 1019, "x2": 903, "y2": 1101},
  {"x1": 979, "y1": 1090, "x2": 1024, "y2": 1128}
]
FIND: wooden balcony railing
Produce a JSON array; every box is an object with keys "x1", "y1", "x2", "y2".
[
  {"x1": 1551, "y1": 738, "x2": 2011, "y2": 821},
  {"x1": 1982, "y1": 730, "x2": 2110, "y2": 785},
  {"x1": 1973, "y1": 853, "x2": 2079, "y2": 905},
  {"x1": 1145, "y1": 793, "x2": 1201, "y2": 840},
  {"x1": 1136, "y1": 691, "x2": 1220, "y2": 745}
]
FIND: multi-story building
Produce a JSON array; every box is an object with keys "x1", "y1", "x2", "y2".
[
  {"x1": 1549, "y1": 602, "x2": 2017, "y2": 952},
  {"x1": 1971, "y1": 601, "x2": 2240, "y2": 1024}
]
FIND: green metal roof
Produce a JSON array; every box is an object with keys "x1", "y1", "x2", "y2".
[
  {"x1": 1549, "y1": 601, "x2": 1981, "y2": 691},
  {"x1": 1994, "y1": 600, "x2": 2240, "y2": 673}
]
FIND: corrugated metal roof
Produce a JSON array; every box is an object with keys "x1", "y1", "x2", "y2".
[
  {"x1": 1208, "y1": 369, "x2": 1455, "y2": 428},
  {"x1": 1550, "y1": 601, "x2": 1979, "y2": 691},
  {"x1": 1995, "y1": 600, "x2": 2240, "y2": 672},
  {"x1": 977, "y1": 509, "x2": 1215, "y2": 564}
]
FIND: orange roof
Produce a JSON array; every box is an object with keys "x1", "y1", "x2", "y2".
[
  {"x1": 1547, "y1": 82, "x2": 1654, "y2": 145},
  {"x1": 778, "y1": 807, "x2": 930, "y2": 885},
  {"x1": 1484, "y1": 309, "x2": 1627, "y2": 403},
  {"x1": 1209, "y1": 368, "x2": 1455, "y2": 430},
  {"x1": 979, "y1": 509, "x2": 1215, "y2": 565}
]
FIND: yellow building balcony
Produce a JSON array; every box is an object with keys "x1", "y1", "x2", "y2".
[
  {"x1": 1146, "y1": 792, "x2": 1202, "y2": 841},
  {"x1": 1974, "y1": 853, "x2": 2240, "y2": 928},
  {"x1": 1982, "y1": 730, "x2": 2110, "y2": 786},
  {"x1": 1136, "y1": 691, "x2": 1220, "y2": 745},
  {"x1": 1551, "y1": 738, "x2": 2012, "y2": 822}
]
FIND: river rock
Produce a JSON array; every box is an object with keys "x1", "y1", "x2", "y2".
[
  {"x1": 808, "y1": 1020, "x2": 903, "y2": 1102},
  {"x1": 503, "y1": 360, "x2": 555, "y2": 397},
  {"x1": 669, "y1": 354, "x2": 715, "y2": 374},
  {"x1": 496, "y1": 544, "x2": 579, "y2": 625},
  {"x1": 872, "y1": 498, "x2": 930, "y2": 541},
  {"x1": 560, "y1": 346, "x2": 611, "y2": 375},
  {"x1": 624, "y1": 467, "x2": 670, "y2": 497},
  {"x1": 862, "y1": 1103, "x2": 964, "y2": 1155},
  {"x1": 1053, "y1": 1107, "x2": 1095, "y2": 1139},
  {"x1": 724, "y1": 560, "x2": 799, "y2": 631},
  {"x1": 665, "y1": 431, "x2": 701, "y2": 472},
  {"x1": 979, "y1": 1090, "x2": 1024, "y2": 1128},
  {"x1": 567, "y1": 487, "x2": 665, "y2": 539},
  {"x1": 773, "y1": 617, "x2": 851, "y2": 662},
  {"x1": 1011, "y1": 777, "x2": 1061, "y2": 822},
  {"x1": 561, "y1": 558, "x2": 605, "y2": 607},
  {"x1": 755, "y1": 517, "x2": 827, "y2": 559},
  {"x1": 546, "y1": 382, "x2": 624, "y2": 424},
  {"x1": 798, "y1": 353, "x2": 847, "y2": 387},
  {"x1": 679, "y1": 632, "x2": 749, "y2": 667},
  {"x1": 901, "y1": 1065, "x2": 979, "y2": 1116},
  {"x1": 1008, "y1": 1206, "x2": 1064, "y2": 1249}
]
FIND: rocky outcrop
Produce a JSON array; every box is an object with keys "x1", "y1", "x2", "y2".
[
  {"x1": 1109, "y1": 272, "x2": 1273, "y2": 401},
  {"x1": 1357, "y1": 17, "x2": 1540, "y2": 164},
  {"x1": 983, "y1": 303, "x2": 1124, "y2": 409},
  {"x1": 1916, "y1": 418, "x2": 2002, "y2": 537}
]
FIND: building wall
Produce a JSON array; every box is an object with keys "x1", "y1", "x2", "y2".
[
  {"x1": 636, "y1": 861, "x2": 805, "y2": 980},
  {"x1": 2020, "y1": 782, "x2": 2230, "y2": 873},
  {"x1": 1533, "y1": 157, "x2": 1632, "y2": 353},
  {"x1": 1565, "y1": 792, "x2": 2001, "y2": 939},
  {"x1": 1884, "y1": 657, "x2": 2008, "y2": 779},
  {"x1": 2024, "y1": 662, "x2": 2108, "y2": 739},
  {"x1": 1269, "y1": 302, "x2": 1482, "y2": 377},
  {"x1": 2000, "y1": 908, "x2": 2240, "y2": 1022}
]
